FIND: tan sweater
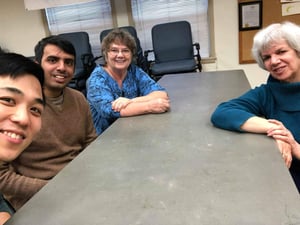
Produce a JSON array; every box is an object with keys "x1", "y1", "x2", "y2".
[{"x1": 0, "y1": 87, "x2": 97, "y2": 210}]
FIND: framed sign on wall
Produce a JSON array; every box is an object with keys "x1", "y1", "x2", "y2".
[{"x1": 238, "y1": 1, "x2": 262, "y2": 31}]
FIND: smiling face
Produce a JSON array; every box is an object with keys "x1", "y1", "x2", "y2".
[
  {"x1": 105, "y1": 43, "x2": 132, "y2": 74},
  {"x1": 0, "y1": 75, "x2": 44, "y2": 162},
  {"x1": 261, "y1": 39, "x2": 300, "y2": 83},
  {"x1": 40, "y1": 44, "x2": 75, "y2": 97}
]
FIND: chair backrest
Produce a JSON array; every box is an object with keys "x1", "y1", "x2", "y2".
[
  {"x1": 151, "y1": 21, "x2": 194, "y2": 63},
  {"x1": 100, "y1": 26, "x2": 148, "y2": 72},
  {"x1": 58, "y1": 31, "x2": 95, "y2": 95}
]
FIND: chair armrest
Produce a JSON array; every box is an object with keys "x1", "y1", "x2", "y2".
[
  {"x1": 81, "y1": 53, "x2": 100, "y2": 74},
  {"x1": 143, "y1": 50, "x2": 155, "y2": 74},
  {"x1": 144, "y1": 49, "x2": 153, "y2": 59},
  {"x1": 193, "y1": 42, "x2": 202, "y2": 72},
  {"x1": 193, "y1": 42, "x2": 200, "y2": 50},
  {"x1": 81, "y1": 53, "x2": 94, "y2": 68}
]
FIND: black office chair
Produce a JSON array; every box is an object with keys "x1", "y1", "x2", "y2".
[
  {"x1": 144, "y1": 20, "x2": 202, "y2": 81},
  {"x1": 99, "y1": 26, "x2": 148, "y2": 73},
  {"x1": 58, "y1": 31, "x2": 96, "y2": 96}
]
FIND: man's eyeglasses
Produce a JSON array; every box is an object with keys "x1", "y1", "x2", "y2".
[{"x1": 109, "y1": 48, "x2": 131, "y2": 56}]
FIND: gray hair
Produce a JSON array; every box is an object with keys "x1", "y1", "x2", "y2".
[{"x1": 251, "y1": 21, "x2": 300, "y2": 69}]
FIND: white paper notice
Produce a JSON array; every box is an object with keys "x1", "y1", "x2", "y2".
[
  {"x1": 281, "y1": 0, "x2": 300, "y2": 3},
  {"x1": 282, "y1": 2, "x2": 300, "y2": 16},
  {"x1": 241, "y1": 4, "x2": 260, "y2": 28}
]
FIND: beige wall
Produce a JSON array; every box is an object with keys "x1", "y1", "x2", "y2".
[
  {"x1": 212, "y1": 0, "x2": 268, "y2": 88},
  {"x1": 0, "y1": 0, "x2": 48, "y2": 56},
  {"x1": 0, "y1": 0, "x2": 268, "y2": 87}
]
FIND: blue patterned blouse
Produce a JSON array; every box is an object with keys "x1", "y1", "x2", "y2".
[{"x1": 86, "y1": 64, "x2": 166, "y2": 135}]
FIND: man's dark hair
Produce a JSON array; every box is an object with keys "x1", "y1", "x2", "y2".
[
  {"x1": 34, "y1": 35, "x2": 76, "y2": 64},
  {"x1": 0, "y1": 52, "x2": 44, "y2": 89}
]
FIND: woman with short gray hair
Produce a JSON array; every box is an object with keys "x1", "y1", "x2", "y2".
[{"x1": 211, "y1": 21, "x2": 300, "y2": 193}]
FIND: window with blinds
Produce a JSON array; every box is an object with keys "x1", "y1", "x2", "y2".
[
  {"x1": 131, "y1": 0, "x2": 210, "y2": 58},
  {"x1": 45, "y1": 0, "x2": 113, "y2": 56}
]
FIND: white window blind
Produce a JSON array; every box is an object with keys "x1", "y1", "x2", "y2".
[
  {"x1": 131, "y1": 0, "x2": 210, "y2": 58},
  {"x1": 24, "y1": 0, "x2": 96, "y2": 10},
  {"x1": 45, "y1": 0, "x2": 113, "y2": 56}
]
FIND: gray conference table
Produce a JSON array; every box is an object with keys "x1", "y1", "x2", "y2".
[{"x1": 6, "y1": 70, "x2": 300, "y2": 225}]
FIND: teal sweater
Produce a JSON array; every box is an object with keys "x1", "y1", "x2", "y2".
[{"x1": 211, "y1": 76, "x2": 300, "y2": 190}]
